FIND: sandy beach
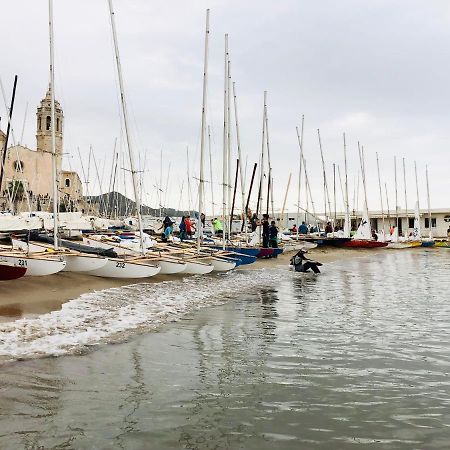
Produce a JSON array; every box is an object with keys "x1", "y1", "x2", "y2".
[{"x1": 0, "y1": 247, "x2": 381, "y2": 321}]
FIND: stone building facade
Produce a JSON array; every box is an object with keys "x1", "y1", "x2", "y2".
[{"x1": 0, "y1": 86, "x2": 83, "y2": 212}]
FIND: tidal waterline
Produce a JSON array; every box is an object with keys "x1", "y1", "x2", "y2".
[{"x1": 0, "y1": 250, "x2": 449, "y2": 449}]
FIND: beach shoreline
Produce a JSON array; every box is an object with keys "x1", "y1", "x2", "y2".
[{"x1": 0, "y1": 247, "x2": 379, "y2": 322}]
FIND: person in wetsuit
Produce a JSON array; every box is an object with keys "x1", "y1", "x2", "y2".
[{"x1": 290, "y1": 249, "x2": 322, "y2": 273}]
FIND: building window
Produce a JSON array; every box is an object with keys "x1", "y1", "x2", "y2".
[
  {"x1": 425, "y1": 217, "x2": 437, "y2": 228},
  {"x1": 65, "y1": 178, "x2": 71, "y2": 188},
  {"x1": 38, "y1": 117, "x2": 42, "y2": 131},
  {"x1": 408, "y1": 217, "x2": 414, "y2": 228},
  {"x1": 46, "y1": 116, "x2": 51, "y2": 131},
  {"x1": 13, "y1": 160, "x2": 24, "y2": 172},
  {"x1": 57, "y1": 118, "x2": 60, "y2": 132}
]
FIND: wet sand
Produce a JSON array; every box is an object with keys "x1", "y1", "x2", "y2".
[{"x1": 0, "y1": 247, "x2": 380, "y2": 321}]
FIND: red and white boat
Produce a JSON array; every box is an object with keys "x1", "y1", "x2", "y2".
[{"x1": 0, "y1": 261, "x2": 27, "y2": 281}]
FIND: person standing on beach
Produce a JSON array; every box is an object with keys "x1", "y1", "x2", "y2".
[
  {"x1": 251, "y1": 213, "x2": 258, "y2": 232},
  {"x1": 178, "y1": 216, "x2": 186, "y2": 241},
  {"x1": 269, "y1": 220, "x2": 278, "y2": 249},
  {"x1": 185, "y1": 215, "x2": 195, "y2": 239},
  {"x1": 211, "y1": 218, "x2": 223, "y2": 237}
]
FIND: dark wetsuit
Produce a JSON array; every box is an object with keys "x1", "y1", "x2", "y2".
[{"x1": 291, "y1": 252, "x2": 321, "y2": 273}]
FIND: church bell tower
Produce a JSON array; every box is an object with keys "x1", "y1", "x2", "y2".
[{"x1": 36, "y1": 85, "x2": 64, "y2": 169}]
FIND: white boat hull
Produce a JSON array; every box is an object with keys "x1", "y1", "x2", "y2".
[
  {"x1": 62, "y1": 254, "x2": 108, "y2": 272},
  {"x1": 157, "y1": 259, "x2": 187, "y2": 274},
  {"x1": 208, "y1": 257, "x2": 236, "y2": 272},
  {"x1": 182, "y1": 260, "x2": 214, "y2": 275},
  {"x1": 387, "y1": 241, "x2": 421, "y2": 249},
  {"x1": 86, "y1": 259, "x2": 160, "y2": 278},
  {"x1": 0, "y1": 254, "x2": 66, "y2": 276}
]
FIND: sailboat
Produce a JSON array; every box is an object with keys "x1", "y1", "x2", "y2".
[
  {"x1": 415, "y1": 161, "x2": 434, "y2": 247},
  {"x1": 6, "y1": 0, "x2": 108, "y2": 275},
  {"x1": 0, "y1": 1, "x2": 67, "y2": 276},
  {"x1": 386, "y1": 157, "x2": 420, "y2": 249},
  {"x1": 341, "y1": 145, "x2": 387, "y2": 248},
  {"x1": 80, "y1": 5, "x2": 220, "y2": 277},
  {"x1": 83, "y1": 0, "x2": 166, "y2": 278},
  {"x1": 0, "y1": 261, "x2": 27, "y2": 280}
]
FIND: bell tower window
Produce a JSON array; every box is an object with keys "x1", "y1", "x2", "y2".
[
  {"x1": 56, "y1": 118, "x2": 60, "y2": 132},
  {"x1": 38, "y1": 117, "x2": 42, "y2": 131},
  {"x1": 46, "y1": 116, "x2": 51, "y2": 131},
  {"x1": 65, "y1": 178, "x2": 71, "y2": 187}
]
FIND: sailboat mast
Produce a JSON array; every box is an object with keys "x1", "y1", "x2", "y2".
[
  {"x1": 414, "y1": 160, "x2": 422, "y2": 239},
  {"x1": 425, "y1": 164, "x2": 432, "y2": 239},
  {"x1": 385, "y1": 183, "x2": 391, "y2": 228},
  {"x1": 333, "y1": 163, "x2": 337, "y2": 232},
  {"x1": 48, "y1": 0, "x2": 59, "y2": 250},
  {"x1": 108, "y1": 0, "x2": 145, "y2": 255},
  {"x1": 222, "y1": 34, "x2": 229, "y2": 247},
  {"x1": 376, "y1": 152, "x2": 385, "y2": 235},
  {"x1": 226, "y1": 59, "x2": 232, "y2": 233},
  {"x1": 343, "y1": 133, "x2": 351, "y2": 237},
  {"x1": 358, "y1": 142, "x2": 369, "y2": 219},
  {"x1": 281, "y1": 173, "x2": 292, "y2": 228},
  {"x1": 317, "y1": 129, "x2": 332, "y2": 222},
  {"x1": 295, "y1": 115, "x2": 304, "y2": 238},
  {"x1": 186, "y1": 146, "x2": 192, "y2": 216},
  {"x1": 257, "y1": 91, "x2": 267, "y2": 217},
  {"x1": 264, "y1": 103, "x2": 274, "y2": 218},
  {"x1": 414, "y1": 160, "x2": 420, "y2": 210},
  {"x1": 402, "y1": 157, "x2": 408, "y2": 230},
  {"x1": 197, "y1": 9, "x2": 210, "y2": 252},
  {"x1": 394, "y1": 156, "x2": 399, "y2": 230},
  {"x1": 232, "y1": 82, "x2": 245, "y2": 226},
  {"x1": 208, "y1": 125, "x2": 215, "y2": 218}
]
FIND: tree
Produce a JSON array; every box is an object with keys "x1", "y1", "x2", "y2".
[{"x1": 7, "y1": 180, "x2": 25, "y2": 213}]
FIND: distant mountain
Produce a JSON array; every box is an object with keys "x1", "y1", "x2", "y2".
[{"x1": 86, "y1": 191, "x2": 193, "y2": 218}]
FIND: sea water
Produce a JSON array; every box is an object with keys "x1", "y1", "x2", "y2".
[{"x1": 0, "y1": 249, "x2": 449, "y2": 449}]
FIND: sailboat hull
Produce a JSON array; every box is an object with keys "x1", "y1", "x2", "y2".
[
  {"x1": 0, "y1": 254, "x2": 66, "y2": 276},
  {"x1": 208, "y1": 257, "x2": 236, "y2": 272},
  {"x1": 386, "y1": 241, "x2": 421, "y2": 249},
  {"x1": 0, "y1": 263, "x2": 27, "y2": 280},
  {"x1": 62, "y1": 254, "x2": 108, "y2": 272},
  {"x1": 182, "y1": 261, "x2": 214, "y2": 275},
  {"x1": 341, "y1": 240, "x2": 388, "y2": 248},
  {"x1": 257, "y1": 248, "x2": 274, "y2": 258},
  {"x1": 86, "y1": 259, "x2": 160, "y2": 278},
  {"x1": 140, "y1": 258, "x2": 187, "y2": 275}
]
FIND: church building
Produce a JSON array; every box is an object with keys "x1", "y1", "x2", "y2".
[{"x1": 0, "y1": 86, "x2": 83, "y2": 213}]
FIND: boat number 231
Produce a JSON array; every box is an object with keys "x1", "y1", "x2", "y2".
[{"x1": 18, "y1": 259, "x2": 27, "y2": 267}]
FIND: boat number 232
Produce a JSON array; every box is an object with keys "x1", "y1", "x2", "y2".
[{"x1": 116, "y1": 262, "x2": 125, "y2": 269}]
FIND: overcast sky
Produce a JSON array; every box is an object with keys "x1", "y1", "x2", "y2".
[{"x1": 1, "y1": 0, "x2": 449, "y2": 216}]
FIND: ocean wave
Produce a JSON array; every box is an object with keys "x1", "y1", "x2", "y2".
[{"x1": 0, "y1": 268, "x2": 288, "y2": 363}]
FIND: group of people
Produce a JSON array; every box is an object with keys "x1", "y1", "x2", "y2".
[
  {"x1": 290, "y1": 221, "x2": 320, "y2": 234},
  {"x1": 260, "y1": 214, "x2": 279, "y2": 249},
  {"x1": 160, "y1": 214, "x2": 225, "y2": 242},
  {"x1": 159, "y1": 212, "x2": 285, "y2": 249}
]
